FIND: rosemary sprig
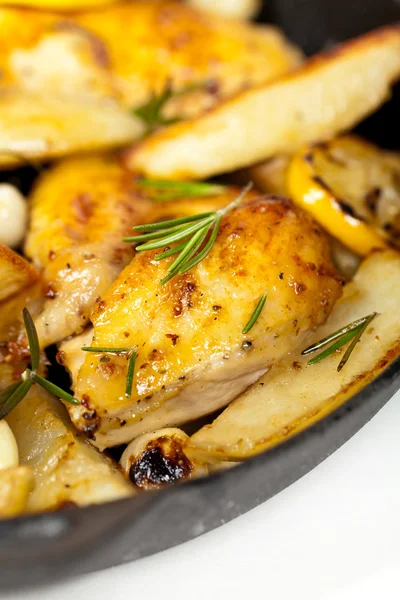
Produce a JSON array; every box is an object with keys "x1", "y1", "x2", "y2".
[
  {"x1": 302, "y1": 312, "x2": 378, "y2": 371},
  {"x1": 0, "y1": 309, "x2": 79, "y2": 420},
  {"x1": 242, "y1": 291, "x2": 268, "y2": 335},
  {"x1": 125, "y1": 352, "x2": 137, "y2": 398},
  {"x1": 137, "y1": 179, "x2": 226, "y2": 201},
  {"x1": 124, "y1": 182, "x2": 253, "y2": 285},
  {"x1": 81, "y1": 346, "x2": 135, "y2": 354},
  {"x1": 81, "y1": 345, "x2": 137, "y2": 396},
  {"x1": 133, "y1": 82, "x2": 209, "y2": 134},
  {"x1": 337, "y1": 313, "x2": 377, "y2": 372}
]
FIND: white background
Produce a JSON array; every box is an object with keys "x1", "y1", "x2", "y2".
[{"x1": 6, "y1": 389, "x2": 400, "y2": 600}]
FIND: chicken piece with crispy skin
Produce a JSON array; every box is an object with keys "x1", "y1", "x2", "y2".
[
  {"x1": 67, "y1": 195, "x2": 342, "y2": 450},
  {"x1": 24, "y1": 154, "x2": 250, "y2": 348},
  {"x1": 24, "y1": 155, "x2": 149, "y2": 348}
]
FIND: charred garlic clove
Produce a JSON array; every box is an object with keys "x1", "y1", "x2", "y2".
[
  {"x1": 0, "y1": 184, "x2": 28, "y2": 248},
  {"x1": 120, "y1": 428, "x2": 208, "y2": 491},
  {"x1": 0, "y1": 421, "x2": 19, "y2": 470}
]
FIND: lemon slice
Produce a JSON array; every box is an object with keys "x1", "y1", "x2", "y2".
[{"x1": 286, "y1": 135, "x2": 400, "y2": 255}]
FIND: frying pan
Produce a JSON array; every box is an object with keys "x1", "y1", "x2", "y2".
[{"x1": 1, "y1": 0, "x2": 399, "y2": 590}]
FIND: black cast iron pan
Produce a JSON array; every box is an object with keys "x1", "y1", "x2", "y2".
[{"x1": 1, "y1": 0, "x2": 399, "y2": 590}]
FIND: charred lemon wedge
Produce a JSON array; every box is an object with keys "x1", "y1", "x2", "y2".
[{"x1": 286, "y1": 135, "x2": 400, "y2": 255}]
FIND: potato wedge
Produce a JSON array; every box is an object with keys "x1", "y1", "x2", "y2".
[
  {"x1": 0, "y1": 90, "x2": 143, "y2": 168},
  {"x1": 0, "y1": 245, "x2": 39, "y2": 302},
  {"x1": 0, "y1": 466, "x2": 33, "y2": 518},
  {"x1": 189, "y1": 251, "x2": 400, "y2": 460},
  {"x1": 6, "y1": 387, "x2": 133, "y2": 512},
  {"x1": 129, "y1": 25, "x2": 400, "y2": 179}
]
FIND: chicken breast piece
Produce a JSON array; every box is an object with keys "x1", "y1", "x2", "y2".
[
  {"x1": 67, "y1": 195, "x2": 342, "y2": 449},
  {"x1": 25, "y1": 155, "x2": 250, "y2": 347},
  {"x1": 0, "y1": 1, "x2": 301, "y2": 117},
  {"x1": 128, "y1": 24, "x2": 400, "y2": 179}
]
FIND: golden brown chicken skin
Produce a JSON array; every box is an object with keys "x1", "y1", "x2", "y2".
[
  {"x1": 24, "y1": 154, "x2": 252, "y2": 347},
  {"x1": 67, "y1": 195, "x2": 343, "y2": 449},
  {"x1": 0, "y1": 1, "x2": 301, "y2": 120},
  {"x1": 24, "y1": 156, "x2": 145, "y2": 347}
]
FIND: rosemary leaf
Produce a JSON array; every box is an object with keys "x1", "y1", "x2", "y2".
[
  {"x1": 155, "y1": 241, "x2": 187, "y2": 261},
  {"x1": 33, "y1": 373, "x2": 79, "y2": 405},
  {"x1": 135, "y1": 215, "x2": 214, "y2": 252},
  {"x1": 302, "y1": 315, "x2": 371, "y2": 355},
  {"x1": 307, "y1": 326, "x2": 362, "y2": 366},
  {"x1": 337, "y1": 312, "x2": 377, "y2": 372},
  {"x1": 178, "y1": 215, "x2": 222, "y2": 274},
  {"x1": 81, "y1": 346, "x2": 134, "y2": 354},
  {"x1": 125, "y1": 352, "x2": 137, "y2": 398},
  {"x1": 0, "y1": 380, "x2": 32, "y2": 419},
  {"x1": 124, "y1": 223, "x2": 189, "y2": 244},
  {"x1": 0, "y1": 381, "x2": 21, "y2": 405},
  {"x1": 133, "y1": 82, "x2": 209, "y2": 132},
  {"x1": 133, "y1": 212, "x2": 215, "y2": 233},
  {"x1": 138, "y1": 179, "x2": 226, "y2": 200},
  {"x1": 242, "y1": 291, "x2": 268, "y2": 335},
  {"x1": 168, "y1": 224, "x2": 210, "y2": 273},
  {"x1": 22, "y1": 307, "x2": 40, "y2": 371}
]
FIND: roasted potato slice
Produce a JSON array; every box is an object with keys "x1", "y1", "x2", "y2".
[
  {"x1": 189, "y1": 250, "x2": 400, "y2": 460},
  {"x1": 5, "y1": 387, "x2": 133, "y2": 512},
  {"x1": 129, "y1": 25, "x2": 400, "y2": 179},
  {"x1": 0, "y1": 90, "x2": 143, "y2": 168},
  {"x1": 287, "y1": 135, "x2": 400, "y2": 255},
  {"x1": 0, "y1": 466, "x2": 33, "y2": 518},
  {"x1": 0, "y1": 245, "x2": 40, "y2": 302}
]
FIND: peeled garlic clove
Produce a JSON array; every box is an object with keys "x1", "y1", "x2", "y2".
[
  {"x1": 0, "y1": 184, "x2": 28, "y2": 248},
  {"x1": 0, "y1": 421, "x2": 19, "y2": 470}
]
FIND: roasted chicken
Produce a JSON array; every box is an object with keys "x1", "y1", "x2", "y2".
[
  {"x1": 66, "y1": 195, "x2": 342, "y2": 449},
  {"x1": 25, "y1": 156, "x2": 249, "y2": 346}
]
